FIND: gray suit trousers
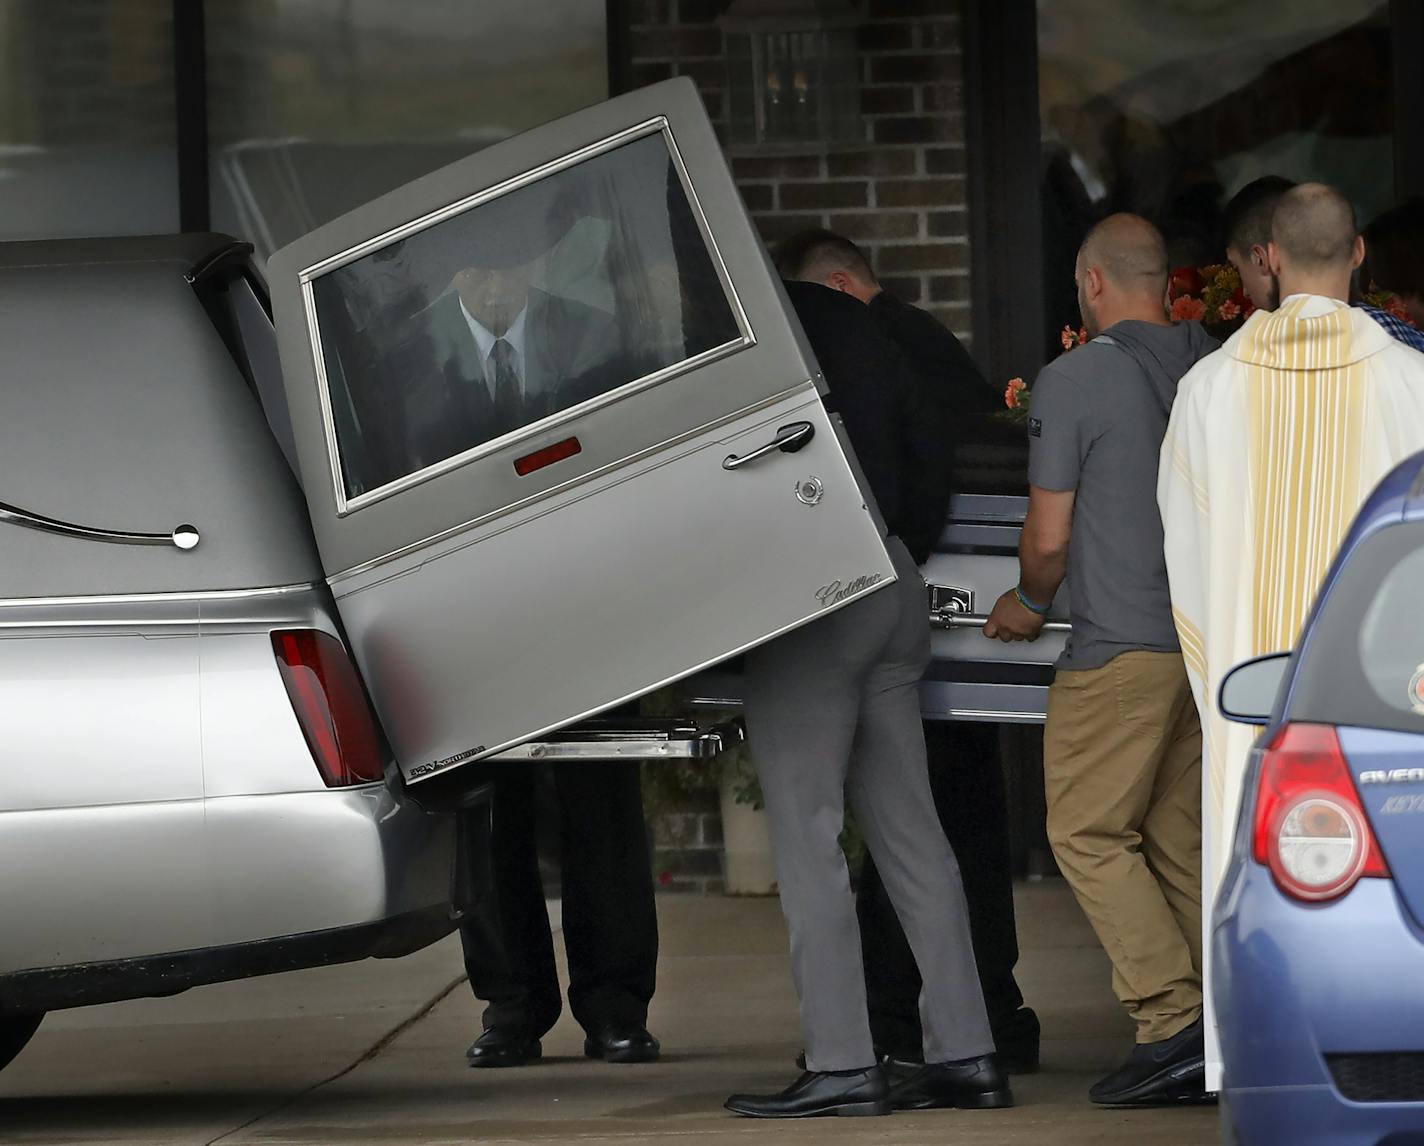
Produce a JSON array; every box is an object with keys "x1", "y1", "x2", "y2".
[{"x1": 744, "y1": 537, "x2": 993, "y2": 1071}]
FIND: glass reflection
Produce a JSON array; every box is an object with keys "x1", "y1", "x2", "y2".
[
  {"x1": 0, "y1": 0, "x2": 178, "y2": 240},
  {"x1": 1038, "y1": 0, "x2": 1392, "y2": 342},
  {"x1": 310, "y1": 132, "x2": 744, "y2": 500},
  {"x1": 205, "y1": 0, "x2": 608, "y2": 262}
]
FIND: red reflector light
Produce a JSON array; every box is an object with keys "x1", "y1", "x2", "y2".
[
  {"x1": 1252, "y1": 723, "x2": 1390, "y2": 902},
  {"x1": 271, "y1": 630, "x2": 385, "y2": 787},
  {"x1": 514, "y1": 436, "x2": 581, "y2": 476}
]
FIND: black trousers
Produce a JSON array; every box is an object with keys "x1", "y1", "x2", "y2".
[
  {"x1": 459, "y1": 759, "x2": 658, "y2": 1039},
  {"x1": 856, "y1": 720, "x2": 1025, "y2": 1056}
]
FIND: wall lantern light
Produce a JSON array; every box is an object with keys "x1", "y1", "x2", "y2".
[{"x1": 719, "y1": 0, "x2": 866, "y2": 149}]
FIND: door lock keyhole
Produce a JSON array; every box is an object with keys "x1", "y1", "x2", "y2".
[{"x1": 795, "y1": 476, "x2": 824, "y2": 506}]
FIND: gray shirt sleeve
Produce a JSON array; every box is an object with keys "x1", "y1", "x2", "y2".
[{"x1": 1026, "y1": 363, "x2": 1088, "y2": 492}]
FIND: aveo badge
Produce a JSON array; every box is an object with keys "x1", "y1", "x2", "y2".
[{"x1": 1409, "y1": 662, "x2": 1424, "y2": 715}]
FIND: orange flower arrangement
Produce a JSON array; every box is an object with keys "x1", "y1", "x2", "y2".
[{"x1": 1167, "y1": 264, "x2": 1254, "y2": 333}]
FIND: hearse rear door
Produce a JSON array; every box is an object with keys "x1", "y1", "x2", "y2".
[{"x1": 267, "y1": 78, "x2": 894, "y2": 785}]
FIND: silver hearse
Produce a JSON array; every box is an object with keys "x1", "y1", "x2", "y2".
[{"x1": 0, "y1": 78, "x2": 1063, "y2": 1073}]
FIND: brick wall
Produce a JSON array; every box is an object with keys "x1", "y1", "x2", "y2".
[
  {"x1": 649, "y1": 791, "x2": 726, "y2": 895},
  {"x1": 628, "y1": 0, "x2": 973, "y2": 341}
]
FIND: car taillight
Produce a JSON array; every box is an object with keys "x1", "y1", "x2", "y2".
[
  {"x1": 271, "y1": 630, "x2": 385, "y2": 787},
  {"x1": 1252, "y1": 723, "x2": 1390, "y2": 902}
]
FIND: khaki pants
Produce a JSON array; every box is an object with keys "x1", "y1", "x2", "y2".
[{"x1": 1044, "y1": 650, "x2": 1203, "y2": 1043}]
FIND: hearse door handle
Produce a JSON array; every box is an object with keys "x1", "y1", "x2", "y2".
[{"x1": 722, "y1": 421, "x2": 815, "y2": 470}]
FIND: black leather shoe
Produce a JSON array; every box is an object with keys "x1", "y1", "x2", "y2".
[
  {"x1": 466, "y1": 1027, "x2": 541, "y2": 1068},
  {"x1": 725, "y1": 1067, "x2": 891, "y2": 1118},
  {"x1": 1089, "y1": 1018, "x2": 1207, "y2": 1106},
  {"x1": 884, "y1": 1053, "x2": 1015, "y2": 1110},
  {"x1": 583, "y1": 1026, "x2": 661, "y2": 1064}
]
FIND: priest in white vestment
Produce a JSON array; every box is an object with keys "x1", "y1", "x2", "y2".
[{"x1": 1158, "y1": 184, "x2": 1424, "y2": 1085}]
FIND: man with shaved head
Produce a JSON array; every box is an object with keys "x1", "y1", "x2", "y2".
[
  {"x1": 984, "y1": 213, "x2": 1217, "y2": 1106},
  {"x1": 1160, "y1": 182, "x2": 1424, "y2": 1087}
]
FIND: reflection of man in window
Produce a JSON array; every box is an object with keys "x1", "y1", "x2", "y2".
[
  {"x1": 452, "y1": 259, "x2": 538, "y2": 436},
  {"x1": 407, "y1": 193, "x2": 630, "y2": 464}
]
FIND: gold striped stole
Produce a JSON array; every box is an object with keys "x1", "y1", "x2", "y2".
[{"x1": 1242, "y1": 298, "x2": 1366, "y2": 658}]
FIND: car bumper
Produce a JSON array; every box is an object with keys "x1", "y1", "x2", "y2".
[
  {"x1": 203, "y1": 783, "x2": 477, "y2": 948},
  {"x1": 1214, "y1": 868, "x2": 1424, "y2": 1146},
  {"x1": 0, "y1": 782, "x2": 488, "y2": 1013}
]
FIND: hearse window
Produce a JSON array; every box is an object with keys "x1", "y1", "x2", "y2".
[{"x1": 307, "y1": 129, "x2": 745, "y2": 502}]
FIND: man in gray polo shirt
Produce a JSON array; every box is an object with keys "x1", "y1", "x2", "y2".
[{"x1": 983, "y1": 214, "x2": 1217, "y2": 1107}]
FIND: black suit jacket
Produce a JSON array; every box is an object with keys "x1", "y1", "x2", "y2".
[
  {"x1": 784, "y1": 281, "x2": 956, "y2": 564},
  {"x1": 868, "y1": 290, "x2": 997, "y2": 415}
]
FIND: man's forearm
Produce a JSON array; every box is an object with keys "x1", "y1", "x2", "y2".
[{"x1": 1018, "y1": 535, "x2": 1068, "y2": 608}]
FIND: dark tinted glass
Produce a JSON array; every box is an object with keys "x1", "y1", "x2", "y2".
[
  {"x1": 1037, "y1": 0, "x2": 1392, "y2": 345},
  {"x1": 205, "y1": 0, "x2": 607, "y2": 264},
  {"x1": 1290, "y1": 523, "x2": 1424, "y2": 735},
  {"x1": 309, "y1": 132, "x2": 745, "y2": 501},
  {"x1": 0, "y1": 0, "x2": 178, "y2": 239}
]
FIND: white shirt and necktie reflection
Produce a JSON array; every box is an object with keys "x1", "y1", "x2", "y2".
[{"x1": 458, "y1": 296, "x2": 531, "y2": 425}]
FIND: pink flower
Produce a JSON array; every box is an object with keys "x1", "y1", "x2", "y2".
[
  {"x1": 1171, "y1": 295, "x2": 1207, "y2": 321},
  {"x1": 1218, "y1": 298, "x2": 1241, "y2": 322},
  {"x1": 1060, "y1": 326, "x2": 1077, "y2": 350},
  {"x1": 1004, "y1": 377, "x2": 1026, "y2": 409}
]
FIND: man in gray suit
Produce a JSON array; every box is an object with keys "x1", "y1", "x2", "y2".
[{"x1": 724, "y1": 282, "x2": 1010, "y2": 1119}]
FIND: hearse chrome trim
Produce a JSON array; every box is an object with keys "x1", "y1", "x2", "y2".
[
  {"x1": 297, "y1": 116, "x2": 757, "y2": 518},
  {"x1": 1, "y1": 500, "x2": 200, "y2": 550},
  {"x1": 0, "y1": 583, "x2": 318, "y2": 612},
  {"x1": 486, "y1": 716, "x2": 745, "y2": 762}
]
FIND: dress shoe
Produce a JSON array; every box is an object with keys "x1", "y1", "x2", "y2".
[
  {"x1": 992, "y1": 1006, "x2": 1042, "y2": 1074},
  {"x1": 1089, "y1": 1017, "x2": 1208, "y2": 1106},
  {"x1": 725, "y1": 1066, "x2": 891, "y2": 1118},
  {"x1": 583, "y1": 1025, "x2": 661, "y2": 1064},
  {"x1": 465, "y1": 1027, "x2": 541, "y2": 1068},
  {"x1": 884, "y1": 1053, "x2": 1015, "y2": 1110}
]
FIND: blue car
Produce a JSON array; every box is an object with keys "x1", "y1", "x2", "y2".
[{"x1": 1214, "y1": 450, "x2": 1424, "y2": 1145}]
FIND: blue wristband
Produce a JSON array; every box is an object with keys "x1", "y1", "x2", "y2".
[{"x1": 1013, "y1": 585, "x2": 1052, "y2": 616}]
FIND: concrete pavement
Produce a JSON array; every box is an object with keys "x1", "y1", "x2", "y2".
[{"x1": 0, "y1": 883, "x2": 1218, "y2": 1145}]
